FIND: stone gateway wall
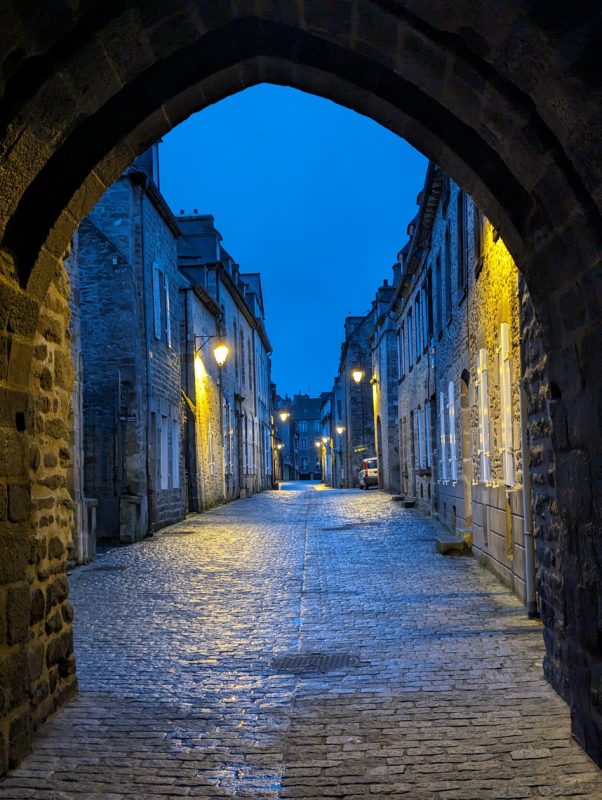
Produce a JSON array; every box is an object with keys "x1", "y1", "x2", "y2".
[
  {"x1": 0, "y1": 0, "x2": 600, "y2": 772},
  {"x1": 1, "y1": 268, "x2": 77, "y2": 773}
]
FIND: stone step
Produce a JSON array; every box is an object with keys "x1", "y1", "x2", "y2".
[
  {"x1": 436, "y1": 535, "x2": 472, "y2": 556},
  {"x1": 391, "y1": 496, "x2": 416, "y2": 508}
]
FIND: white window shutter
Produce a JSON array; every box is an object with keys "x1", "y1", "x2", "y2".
[
  {"x1": 499, "y1": 323, "x2": 514, "y2": 486},
  {"x1": 152, "y1": 265, "x2": 162, "y2": 340},
  {"x1": 477, "y1": 348, "x2": 491, "y2": 483},
  {"x1": 164, "y1": 273, "x2": 172, "y2": 348},
  {"x1": 439, "y1": 391, "x2": 448, "y2": 481},
  {"x1": 448, "y1": 381, "x2": 458, "y2": 481}
]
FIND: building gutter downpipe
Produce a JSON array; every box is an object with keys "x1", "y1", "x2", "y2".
[{"x1": 518, "y1": 286, "x2": 538, "y2": 619}]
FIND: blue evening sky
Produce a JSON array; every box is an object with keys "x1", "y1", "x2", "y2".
[{"x1": 159, "y1": 84, "x2": 427, "y2": 397}]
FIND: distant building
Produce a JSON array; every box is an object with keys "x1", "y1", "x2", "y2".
[
  {"x1": 369, "y1": 277, "x2": 401, "y2": 493},
  {"x1": 290, "y1": 394, "x2": 323, "y2": 480},
  {"x1": 273, "y1": 392, "x2": 297, "y2": 481},
  {"x1": 336, "y1": 315, "x2": 375, "y2": 488}
]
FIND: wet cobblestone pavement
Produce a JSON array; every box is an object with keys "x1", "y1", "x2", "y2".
[{"x1": 1, "y1": 485, "x2": 600, "y2": 799}]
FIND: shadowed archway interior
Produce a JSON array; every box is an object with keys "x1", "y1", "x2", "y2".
[{"x1": 0, "y1": 0, "x2": 600, "y2": 771}]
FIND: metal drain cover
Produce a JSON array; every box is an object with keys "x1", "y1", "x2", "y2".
[{"x1": 270, "y1": 653, "x2": 359, "y2": 673}]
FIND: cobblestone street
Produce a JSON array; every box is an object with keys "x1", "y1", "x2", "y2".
[{"x1": 1, "y1": 484, "x2": 600, "y2": 799}]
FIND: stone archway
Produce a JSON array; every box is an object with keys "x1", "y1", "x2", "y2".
[{"x1": 0, "y1": 1, "x2": 600, "y2": 769}]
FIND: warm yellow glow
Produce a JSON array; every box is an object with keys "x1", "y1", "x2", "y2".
[
  {"x1": 279, "y1": 411, "x2": 290, "y2": 421},
  {"x1": 194, "y1": 353, "x2": 207, "y2": 381},
  {"x1": 352, "y1": 369, "x2": 365, "y2": 384},
  {"x1": 213, "y1": 341, "x2": 229, "y2": 367},
  {"x1": 336, "y1": 425, "x2": 345, "y2": 435},
  {"x1": 322, "y1": 436, "x2": 328, "y2": 444},
  {"x1": 314, "y1": 441, "x2": 321, "y2": 448},
  {"x1": 276, "y1": 443, "x2": 284, "y2": 450}
]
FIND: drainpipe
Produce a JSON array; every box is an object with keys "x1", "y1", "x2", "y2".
[{"x1": 518, "y1": 283, "x2": 538, "y2": 619}]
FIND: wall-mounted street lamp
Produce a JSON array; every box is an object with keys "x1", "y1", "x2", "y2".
[
  {"x1": 279, "y1": 410, "x2": 290, "y2": 422},
  {"x1": 351, "y1": 368, "x2": 365, "y2": 384},
  {"x1": 336, "y1": 425, "x2": 345, "y2": 435},
  {"x1": 321, "y1": 436, "x2": 329, "y2": 444},
  {"x1": 195, "y1": 334, "x2": 230, "y2": 367},
  {"x1": 314, "y1": 440, "x2": 321, "y2": 448},
  {"x1": 276, "y1": 443, "x2": 284, "y2": 450}
]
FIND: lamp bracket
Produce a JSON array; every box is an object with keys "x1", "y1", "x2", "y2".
[{"x1": 194, "y1": 334, "x2": 219, "y2": 354}]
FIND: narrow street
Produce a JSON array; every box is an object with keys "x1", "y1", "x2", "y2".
[{"x1": 1, "y1": 485, "x2": 599, "y2": 800}]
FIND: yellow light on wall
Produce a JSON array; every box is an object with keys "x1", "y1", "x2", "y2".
[
  {"x1": 322, "y1": 436, "x2": 328, "y2": 444},
  {"x1": 314, "y1": 441, "x2": 321, "y2": 448},
  {"x1": 279, "y1": 411, "x2": 290, "y2": 421},
  {"x1": 336, "y1": 425, "x2": 345, "y2": 435},
  {"x1": 276, "y1": 443, "x2": 284, "y2": 450},
  {"x1": 213, "y1": 341, "x2": 229, "y2": 367},
  {"x1": 352, "y1": 369, "x2": 365, "y2": 384}
]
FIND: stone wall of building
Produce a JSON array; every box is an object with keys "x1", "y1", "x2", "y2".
[
  {"x1": 370, "y1": 283, "x2": 400, "y2": 494},
  {"x1": 77, "y1": 214, "x2": 147, "y2": 541},
  {"x1": 339, "y1": 316, "x2": 375, "y2": 488},
  {"x1": 0, "y1": 266, "x2": 77, "y2": 773},
  {"x1": 467, "y1": 220, "x2": 526, "y2": 600}
]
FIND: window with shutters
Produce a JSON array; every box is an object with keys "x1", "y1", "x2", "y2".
[
  {"x1": 415, "y1": 297, "x2": 421, "y2": 355},
  {"x1": 171, "y1": 419, "x2": 179, "y2": 488},
  {"x1": 408, "y1": 309, "x2": 414, "y2": 366},
  {"x1": 425, "y1": 399, "x2": 432, "y2": 467},
  {"x1": 300, "y1": 438, "x2": 307, "y2": 449},
  {"x1": 457, "y1": 192, "x2": 467, "y2": 296},
  {"x1": 164, "y1": 274, "x2": 172, "y2": 348},
  {"x1": 477, "y1": 348, "x2": 492, "y2": 483},
  {"x1": 439, "y1": 392, "x2": 448, "y2": 482},
  {"x1": 301, "y1": 456, "x2": 309, "y2": 471},
  {"x1": 152, "y1": 265, "x2": 162, "y2": 340},
  {"x1": 240, "y1": 332, "x2": 245, "y2": 386},
  {"x1": 436, "y1": 254, "x2": 443, "y2": 335},
  {"x1": 448, "y1": 381, "x2": 458, "y2": 481},
  {"x1": 499, "y1": 323, "x2": 515, "y2": 486},
  {"x1": 160, "y1": 415, "x2": 169, "y2": 489},
  {"x1": 417, "y1": 407, "x2": 424, "y2": 468},
  {"x1": 474, "y1": 205, "x2": 484, "y2": 277},
  {"x1": 208, "y1": 421, "x2": 215, "y2": 476},
  {"x1": 398, "y1": 324, "x2": 406, "y2": 376},
  {"x1": 444, "y1": 226, "x2": 452, "y2": 323},
  {"x1": 421, "y1": 285, "x2": 429, "y2": 350}
]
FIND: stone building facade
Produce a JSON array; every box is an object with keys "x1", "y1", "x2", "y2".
[
  {"x1": 74, "y1": 150, "x2": 185, "y2": 543},
  {"x1": 369, "y1": 278, "x2": 400, "y2": 493},
  {"x1": 394, "y1": 165, "x2": 534, "y2": 608},
  {"x1": 177, "y1": 215, "x2": 273, "y2": 500},
  {"x1": 336, "y1": 315, "x2": 375, "y2": 488},
  {"x1": 289, "y1": 394, "x2": 322, "y2": 480}
]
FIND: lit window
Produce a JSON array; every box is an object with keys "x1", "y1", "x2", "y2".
[
  {"x1": 477, "y1": 348, "x2": 491, "y2": 483},
  {"x1": 499, "y1": 323, "x2": 515, "y2": 486}
]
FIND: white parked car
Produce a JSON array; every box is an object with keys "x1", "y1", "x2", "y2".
[{"x1": 358, "y1": 457, "x2": 378, "y2": 489}]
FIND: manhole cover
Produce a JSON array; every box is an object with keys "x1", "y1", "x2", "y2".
[
  {"x1": 88, "y1": 564, "x2": 130, "y2": 573},
  {"x1": 270, "y1": 653, "x2": 359, "y2": 673}
]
